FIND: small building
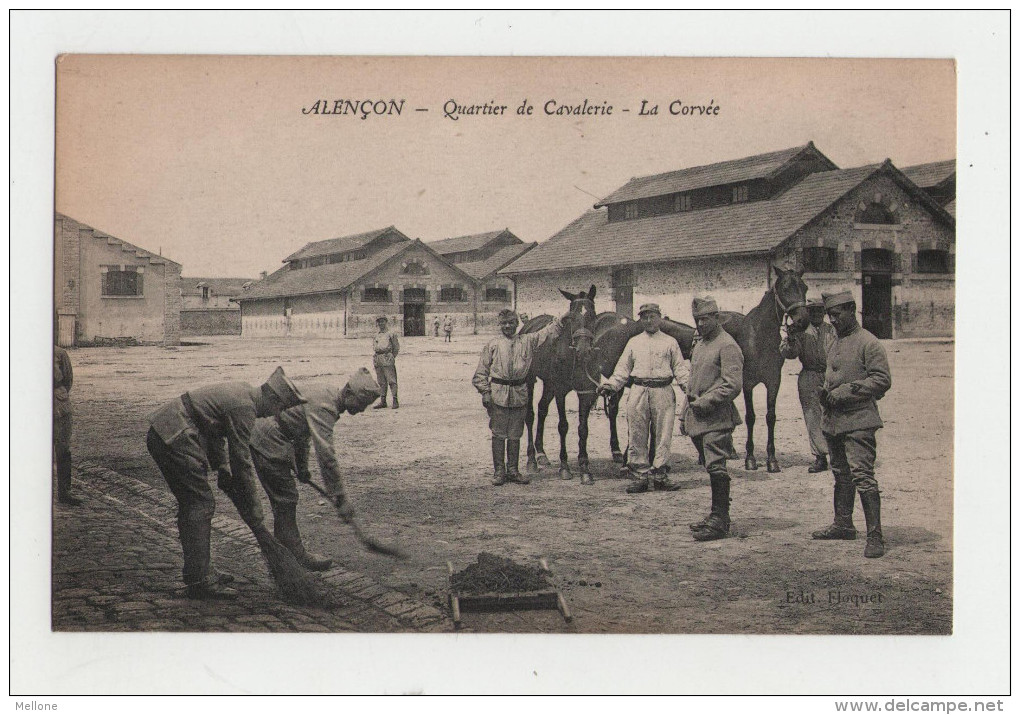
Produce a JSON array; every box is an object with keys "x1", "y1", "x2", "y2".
[
  {"x1": 179, "y1": 276, "x2": 251, "y2": 335},
  {"x1": 54, "y1": 213, "x2": 182, "y2": 347},
  {"x1": 501, "y1": 143, "x2": 955, "y2": 338}
]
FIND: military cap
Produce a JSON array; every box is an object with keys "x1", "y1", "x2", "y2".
[
  {"x1": 375, "y1": 315, "x2": 388, "y2": 324},
  {"x1": 345, "y1": 367, "x2": 382, "y2": 404},
  {"x1": 264, "y1": 366, "x2": 306, "y2": 408},
  {"x1": 806, "y1": 295, "x2": 825, "y2": 309},
  {"x1": 691, "y1": 296, "x2": 720, "y2": 318},
  {"x1": 822, "y1": 290, "x2": 855, "y2": 310},
  {"x1": 638, "y1": 303, "x2": 662, "y2": 316},
  {"x1": 497, "y1": 308, "x2": 519, "y2": 323}
]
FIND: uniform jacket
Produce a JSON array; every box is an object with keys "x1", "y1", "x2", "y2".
[
  {"x1": 54, "y1": 346, "x2": 73, "y2": 418},
  {"x1": 682, "y1": 328, "x2": 744, "y2": 437},
  {"x1": 443, "y1": 317, "x2": 453, "y2": 333},
  {"x1": 604, "y1": 329, "x2": 688, "y2": 392},
  {"x1": 473, "y1": 319, "x2": 563, "y2": 408},
  {"x1": 250, "y1": 383, "x2": 345, "y2": 495},
  {"x1": 822, "y1": 324, "x2": 891, "y2": 435},
  {"x1": 780, "y1": 322, "x2": 835, "y2": 373},
  {"x1": 372, "y1": 331, "x2": 400, "y2": 368},
  {"x1": 148, "y1": 382, "x2": 261, "y2": 483}
]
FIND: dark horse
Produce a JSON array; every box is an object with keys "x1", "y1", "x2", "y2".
[
  {"x1": 520, "y1": 286, "x2": 602, "y2": 485},
  {"x1": 592, "y1": 265, "x2": 810, "y2": 473}
]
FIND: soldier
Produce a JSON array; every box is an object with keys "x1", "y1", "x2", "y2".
[
  {"x1": 443, "y1": 314, "x2": 453, "y2": 343},
  {"x1": 472, "y1": 308, "x2": 565, "y2": 486},
  {"x1": 433, "y1": 315, "x2": 441, "y2": 338},
  {"x1": 597, "y1": 303, "x2": 688, "y2": 493},
  {"x1": 780, "y1": 296, "x2": 836, "y2": 473},
  {"x1": 146, "y1": 367, "x2": 305, "y2": 599},
  {"x1": 684, "y1": 297, "x2": 744, "y2": 542},
  {"x1": 249, "y1": 368, "x2": 381, "y2": 571},
  {"x1": 372, "y1": 316, "x2": 400, "y2": 409},
  {"x1": 813, "y1": 290, "x2": 892, "y2": 558},
  {"x1": 53, "y1": 345, "x2": 82, "y2": 506}
]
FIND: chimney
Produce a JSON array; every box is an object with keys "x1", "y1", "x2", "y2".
[{"x1": 260, "y1": 271, "x2": 268, "y2": 280}]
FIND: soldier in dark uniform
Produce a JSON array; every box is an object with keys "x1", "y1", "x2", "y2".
[
  {"x1": 249, "y1": 368, "x2": 381, "y2": 571},
  {"x1": 813, "y1": 290, "x2": 892, "y2": 558},
  {"x1": 683, "y1": 297, "x2": 744, "y2": 542},
  {"x1": 146, "y1": 367, "x2": 305, "y2": 599},
  {"x1": 53, "y1": 345, "x2": 82, "y2": 506}
]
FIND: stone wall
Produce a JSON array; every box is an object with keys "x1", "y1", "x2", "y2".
[{"x1": 181, "y1": 309, "x2": 242, "y2": 336}]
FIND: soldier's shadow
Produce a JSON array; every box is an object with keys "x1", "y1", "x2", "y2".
[{"x1": 882, "y1": 526, "x2": 943, "y2": 546}]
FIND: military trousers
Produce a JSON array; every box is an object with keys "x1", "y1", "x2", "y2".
[
  {"x1": 374, "y1": 363, "x2": 398, "y2": 399},
  {"x1": 626, "y1": 385, "x2": 676, "y2": 473},
  {"x1": 252, "y1": 449, "x2": 300, "y2": 511},
  {"x1": 692, "y1": 429, "x2": 733, "y2": 477},
  {"x1": 824, "y1": 428, "x2": 879, "y2": 494},
  {"x1": 488, "y1": 404, "x2": 526, "y2": 440},
  {"x1": 797, "y1": 370, "x2": 827, "y2": 458}
]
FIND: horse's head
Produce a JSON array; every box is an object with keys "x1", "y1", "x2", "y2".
[
  {"x1": 772, "y1": 265, "x2": 810, "y2": 331},
  {"x1": 559, "y1": 285, "x2": 598, "y2": 361}
]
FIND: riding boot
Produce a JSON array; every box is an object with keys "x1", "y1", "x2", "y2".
[
  {"x1": 274, "y1": 503, "x2": 333, "y2": 571},
  {"x1": 491, "y1": 437, "x2": 507, "y2": 486},
  {"x1": 693, "y1": 473, "x2": 730, "y2": 541},
  {"x1": 391, "y1": 386, "x2": 399, "y2": 409},
  {"x1": 860, "y1": 491, "x2": 885, "y2": 558},
  {"x1": 505, "y1": 439, "x2": 529, "y2": 484},
  {"x1": 179, "y1": 512, "x2": 225, "y2": 596},
  {"x1": 808, "y1": 455, "x2": 829, "y2": 473},
  {"x1": 812, "y1": 482, "x2": 857, "y2": 540},
  {"x1": 373, "y1": 396, "x2": 387, "y2": 409}
]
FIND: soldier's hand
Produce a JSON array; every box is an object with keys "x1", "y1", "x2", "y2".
[
  {"x1": 596, "y1": 384, "x2": 615, "y2": 397},
  {"x1": 481, "y1": 392, "x2": 493, "y2": 409},
  {"x1": 334, "y1": 494, "x2": 355, "y2": 523},
  {"x1": 689, "y1": 398, "x2": 709, "y2": 417},
  {"x1": 827, "y1": 385, "x2": 854, "y2": 406}
]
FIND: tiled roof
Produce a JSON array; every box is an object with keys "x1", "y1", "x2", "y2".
[
  {"x1": 593, "y1": 143, "x2": 834, "y2": 207},
  {"x1": 503, "y1": 163, "x2": 929, "y2": 275},
  {"x1": 283, "y1": 226, "x2": 408, "y2": 262},
  {"x1": 900, "y1": 160, "x2": 955, "y2": 188},
  {"x1": 55, "y1": 212, "x2": 182, "y2": 268},
  {"x1": 238, "y1": 242, "x2": 410, "y2": 300},
  {"x1": 429, "y1": 229, "x2": 509, "y2": 255},
  {"x1": 180, "y1": 277, "x2": 253, "y2": 296},
  {"x1": 456, "y1": 243, "x2": 537, "y2": 280}
]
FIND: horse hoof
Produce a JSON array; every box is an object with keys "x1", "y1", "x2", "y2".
[
  {"x1": 580, "y1": 474, "x2": 595, "y2": 485},
  {"x1": 767, "y1": 459, "x2": 781, "y2": 473},
  {"x1": 559, "y1": 468, "x2": 573, "y2": 480},
  {"x1": 745, "y1": 457, "x2": 759, "y2": 471},
  {"x1": 537, "y1": 454, "x2": 551, "y2": 467},
  {"x1": 611, "y1": 451, "x2": 625, "y2": 464}
]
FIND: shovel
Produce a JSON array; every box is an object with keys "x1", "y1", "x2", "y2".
[{"x1": 304, "y1": 479, "x2": 407, "y2": 560}]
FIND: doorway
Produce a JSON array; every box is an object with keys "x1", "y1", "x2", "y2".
[
  {"x1": 861, "y1": 249, "x2": 893, "y2": 339},
  {"x1": 402, "y1": 288, "x2": 427, "y2": 336}
]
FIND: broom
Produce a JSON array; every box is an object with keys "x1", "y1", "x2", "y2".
[
  {"x1": 304, "y1": 479, "x2": 407, "y2": 560},
  {"x1": 220, "y1": 475, "x2": 338, "y2": 608}
]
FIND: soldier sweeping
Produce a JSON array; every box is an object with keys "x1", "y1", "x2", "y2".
[
  {"x1": 597, "y1": 303, "x2": 688, "y2": 493},
  {"x1": 146, "y1": 367, "x2": 306, "y2": 600},
  {"x1": 249, "y1": 368, "x2": 381, "y2": 571},
  {"x1": 372, "y1": 316, "x2": 400, "y2": 409},
  {"x1": 684, "y1": 297, "x2": 744, "y2": 542},
  {"x1": 53, "y1": 345, "x2": 82, "y2": 506},
  {"x1": 472, "y1": 308, "x2": 564, "y2": 486},
  {"x1": 780, "y1": 297, "x2": 836, "y2": 473},
  {"x1": 812, "y1": 290, "x2": 892, "y2": 558}
]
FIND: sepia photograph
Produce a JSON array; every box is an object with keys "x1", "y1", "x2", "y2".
[{"x1": 11, "y1": 10, "x2": 1010, "y2": 699}]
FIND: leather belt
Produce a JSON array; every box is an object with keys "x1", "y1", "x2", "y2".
[
  {"x1": 631, "y1": 377, "x2": 674, "y2": 388},
  {"x1": 180, "y1": 391, "x2": 202, "y2": 428},
  {"x1": 802, "y1": 367, "x2": 826, "y2": 373},
  {"x1": 491, "y1": 376, "x2": 527, "y2": 387}
]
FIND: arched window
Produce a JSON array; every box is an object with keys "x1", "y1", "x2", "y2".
[{"x1": 401, "y1": 259, "x2": 429, "y2": 276}]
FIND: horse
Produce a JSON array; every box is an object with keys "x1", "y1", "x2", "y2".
[
  {"x1": 591, "y1": 265, "x2": 809, "y2": 473},
  {"x1": 520, "y1": 286, "x2": 602, "y2": 485}
]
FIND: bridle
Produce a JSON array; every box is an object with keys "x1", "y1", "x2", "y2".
[
  {"x1": 772, "y1": 279, "x2": 807, "y2": 330},
  {"x1": 565, "y1": 300, "x2": 602, "y2": 394}
]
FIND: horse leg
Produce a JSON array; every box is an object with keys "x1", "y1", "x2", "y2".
[
  {"x1": 744, "y1": 387, "x2": 759, "y2": 471},
  {"x1": 607, "y1": 392, "x2": 625, "y2": 463},
  {"x1": 535, "y1": 385, "x2": 553, "y2": 467},
  {"x1": 525, "y1": 380, "x2": 538, "y2": 472},
  {"x1": 578, "y1": 393, "x2": 595, "y2": 485},
  {"x1": 556, "y1": 393, "x2": 572, "y2": 480},
  {"x1": 765, "y1": 381, "x2": 782, "y2": 473}
]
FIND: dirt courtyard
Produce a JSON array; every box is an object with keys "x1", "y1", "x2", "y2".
[{"x1": 63, "y1": 332, "x2": 954, "y2": 634}]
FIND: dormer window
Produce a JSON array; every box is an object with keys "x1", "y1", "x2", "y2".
[
  {"x1": 201, "y1": 286, "x2": 210, "y2": 300},
  {"x1": 674, "y1": 193, "x2": 692, "y2": 212},
  {"x1": 732, "y1": 185, "x2": 749, "y2": 203},
  {"x1": 401, "y1": 259, "x2": 429, "y2": 276},
  {"x1": 624, "y1": 203, "x2": 639, "y2": 220}
]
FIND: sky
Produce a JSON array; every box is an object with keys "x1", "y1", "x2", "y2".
[{"x1": 55, "y1": 55, "x2": 956, "y2": 278}]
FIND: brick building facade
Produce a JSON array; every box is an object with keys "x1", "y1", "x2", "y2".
[
  {"x1": 54, "y1": 213, "x2": 182, "y2": 347},
  {"x1": 502, "y1": 145, "x2": 955, "y2": 338},
  {"x1": 179, "y1": 277, "x2": 250, "y2": 336}
]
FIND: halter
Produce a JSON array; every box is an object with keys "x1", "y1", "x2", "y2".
[
  {"x1": 772, "y1": 281, "x2": 806, "y2": 329},
  {"x1": 565, "y1": 300, "x2": 602, "y2": 394}
]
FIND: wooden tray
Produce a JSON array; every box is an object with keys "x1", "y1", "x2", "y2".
[{"x1": 447, "y1": 559, "x2": 572, "y2": 628}]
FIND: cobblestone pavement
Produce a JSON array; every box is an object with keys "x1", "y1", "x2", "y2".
[{"x1": 52, "y1": 460, "x2": 453, "y2": 633}]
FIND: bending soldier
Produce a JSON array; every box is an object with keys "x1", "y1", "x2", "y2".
[
  {"x1": 250, "y1": 368, "x2": 381, "y2": 571},
  {"x1": 146, "y1": 367, "x2": 305, "y2": 600}
]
